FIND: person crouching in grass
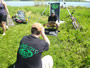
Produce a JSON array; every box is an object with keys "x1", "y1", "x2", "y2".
[{"x1": 14, "y1": 23, "x2": 53, "y2": 68}]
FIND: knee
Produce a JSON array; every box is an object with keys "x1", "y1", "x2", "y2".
[
  {"x1": 45, "y1": 55, "x2": 53, "y2": 63},
  {"x1": 46, "y1": 55, "x2": 53, "y2": 59},
  {"x1": 46, "y1": 55, "x2": 53, "y2": 67}
]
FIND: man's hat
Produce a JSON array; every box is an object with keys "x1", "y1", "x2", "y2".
[
  {"x1": 52, "y1": 10, "x2": 55, "y2": 14},
  {"x1": 32, "y1": 23, "x2": 43, "y2": 32}
]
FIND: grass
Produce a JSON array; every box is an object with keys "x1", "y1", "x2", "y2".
[{"x1": 0, "y1": 6, "x2": 90, "y2": 68}]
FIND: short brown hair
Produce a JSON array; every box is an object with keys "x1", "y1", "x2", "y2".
[{"x1": 31, "y1": 27, "x2": 41, "y2": 35}]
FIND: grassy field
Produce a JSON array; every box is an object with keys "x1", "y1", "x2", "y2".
[{"x1": 0, "y1": 6, "x2": 89, "y2": 68}]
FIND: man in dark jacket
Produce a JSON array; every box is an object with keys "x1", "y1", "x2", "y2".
[
  {"x1": 15, "y1": 23, "x2": 53, "y2": 68},
  {"x1": 48, "y1": 10, "x2": 59, "y2": 30}
]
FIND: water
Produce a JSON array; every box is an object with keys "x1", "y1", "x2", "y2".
[{"x1": 6, "y1": 1, "x2": 90, "y2": 8}]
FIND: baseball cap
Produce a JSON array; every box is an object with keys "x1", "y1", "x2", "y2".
[
  {"x1": 32, "y1": 23, "x2": 43, "y2": 32},
  {"x1": 52, "y1": 10, "x2": 55, "y2": 14}
]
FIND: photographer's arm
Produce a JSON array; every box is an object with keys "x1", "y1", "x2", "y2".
[{"x1": 41, "y1": 28, "x2": 50, "y2": 46}]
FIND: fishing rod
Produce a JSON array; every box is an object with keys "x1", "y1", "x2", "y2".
[
  {"x1": 66, "y1": 10, "x2": 75, "y2": 18},
  {"x1": 63, "y1": 0, "x2": 72, "y2": 17},
  {"x1": 62, "y1": 0, "x2": 80, "y2": 29}
]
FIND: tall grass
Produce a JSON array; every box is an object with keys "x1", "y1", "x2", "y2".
[{"x1": 0, "y1": 6, "x2": 89, "y2": 68}]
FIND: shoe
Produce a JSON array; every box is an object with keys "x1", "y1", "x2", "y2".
[
  {"x1": 3, "y1": 32, "x2": 5, "y2": 36},
  {"x1": 6, "y1": 25, "x2": 8, "y2": 30},
  {"x1": 58, "y1": 30, "x2": 60, "y2": 32},
  {"x1": 56, "y1": 30, "x2": 60, "y2": 33}
]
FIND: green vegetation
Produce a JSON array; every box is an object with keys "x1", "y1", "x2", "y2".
[{"x1": 0, "y1": 6, "x2": 89, "y2": 68}]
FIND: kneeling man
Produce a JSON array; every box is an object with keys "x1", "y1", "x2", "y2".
[{"x1": 15, "y1": 23, "x2": 53, "y2": 68}]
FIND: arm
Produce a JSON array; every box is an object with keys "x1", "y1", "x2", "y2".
[
  {"x1": 41, "y1": 27, "x2": 50, "y2": 46},
  {"x1": 48, "y1": 16, "x2": 50, "y2": 22},
  {"x1": 55, "y1": 15, "x2": 59, "y2": 25},
  {"x1": 55, "y1": 15, "x2": 58, "y2": 21}
]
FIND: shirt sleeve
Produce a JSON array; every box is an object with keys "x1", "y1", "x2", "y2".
[
  {"x1": 48, "y1": 16, "x2": 50, "y2": 22},
  {"x1": 43, "y1": 41, "x2": 49, "y2": 51},
  {"x1": 40, "y1": 40, "x2": 49, "y2": 52},
  {"x1": 55, "y1": 15, "x2": 58, "y2": 21}
]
